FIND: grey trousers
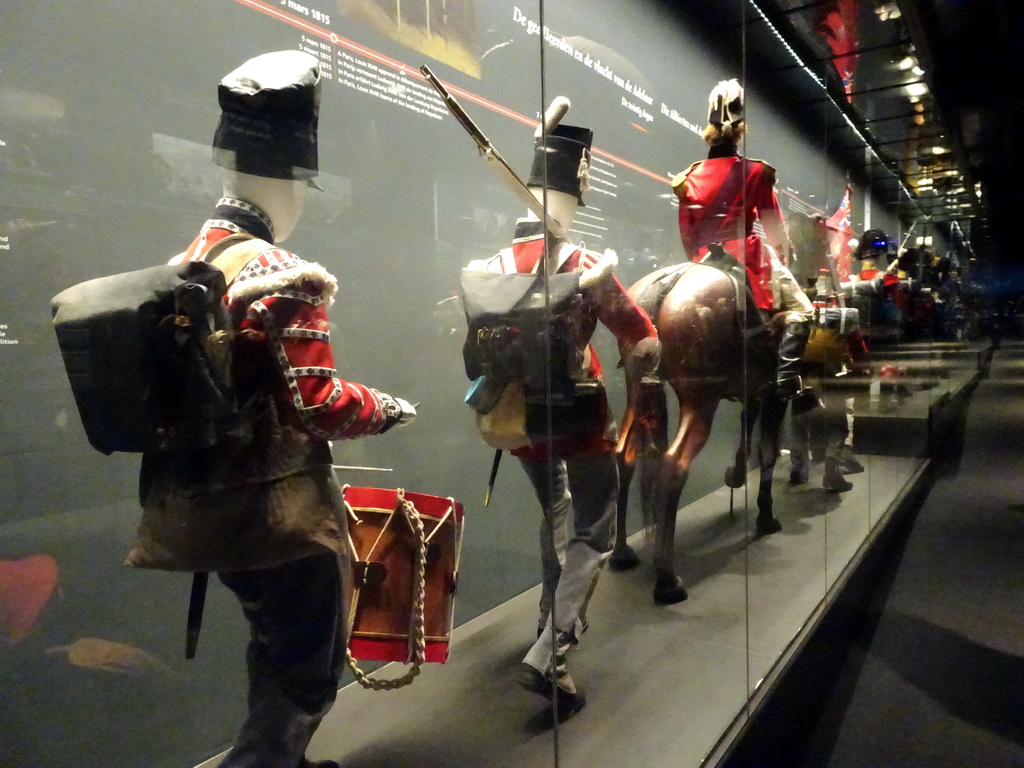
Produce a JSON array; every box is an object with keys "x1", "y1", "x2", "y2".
[
  {"x1": 218, "y1": 550, "x2": 346, "y2": 768},
  {"x1": 519, "y1": 450, "x2": 618, "y2": 670},
  {"x1": 791, "y1": 365, "x2": 850, "y2": 465}
]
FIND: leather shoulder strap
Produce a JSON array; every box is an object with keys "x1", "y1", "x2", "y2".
[{"x1": 208, "y1": 236, "x2": 272, "y2": 286}]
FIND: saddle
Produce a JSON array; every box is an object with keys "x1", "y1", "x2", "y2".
[
  {"x1": 635, "y1": 248, "x2": 767, "y2": 336},
  {"x1": 634, "y1": 252, "x2": 773, "y2": 395}
]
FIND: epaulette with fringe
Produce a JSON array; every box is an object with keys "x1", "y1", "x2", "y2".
[
  {"x1": 227, "y1": 247, "x2": 339, "y2": 309},
  {"x1": 670, "y1": 161, "x2": 702, "y2": 192},
  {"x1": 749, "y1": 158, "x2": 777, "y2": 185}
]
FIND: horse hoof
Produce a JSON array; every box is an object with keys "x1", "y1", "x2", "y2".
[
  {"x1": 724, "y1": 466, "x2": 745, "y2": 489},
  {"x1": 653, "y1": 576, "x2": 689, "y2": 605},
  {"x1": 756, "y1": 517, "x2": 782, "y2": 536},
  {"x1": 609, "y1": 546, "x2": 640, "y2": 571}
]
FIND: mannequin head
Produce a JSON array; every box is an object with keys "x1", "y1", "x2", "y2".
[
  {"x1": 524, "y1": 122, "x2": 593, "y2": 238},
  {"x1": 703, "y1": 78, "x2": 745, "y2": 147},
  {"x1": 212, "y1": 50, "x2": 321, "y2": 242},
  {"x1": 856, "y1": 228, "x2": 891, "y2": 263},
  {"x1": 223, "y1": 170, "x2": 308, "y2": 242},
  {"x1": 527, "y1": 186, "x2": 578, "y2": 233}
]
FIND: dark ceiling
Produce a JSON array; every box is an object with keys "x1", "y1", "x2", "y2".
[{"x1": 900, "y1": 0, "x2": 1024, "y2": 272}]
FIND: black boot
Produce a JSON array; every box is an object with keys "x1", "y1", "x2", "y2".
[
  {"x1": 776, "y1": 321, "x2": 819, "y2": 415},
  {"x1": 823, "y1": 460, "x2": 853, "y2": 492},
  {"x1": 633, "y1": 380, "x2": 667, "y2": 458}
]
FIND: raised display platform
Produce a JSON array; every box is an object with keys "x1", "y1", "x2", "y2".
[
  {"x1": 194, "y1": 453, "x2": 931, "y2": 768},
  {"x1": 187, "y1": 342, "x2": 995, "y2": 768},
  {"x1": 851, "y1": 341, "x2": 989, "y2": 457}
]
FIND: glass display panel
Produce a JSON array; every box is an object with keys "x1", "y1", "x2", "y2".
[
  {"x1": 2, "y1": 1, "x2": 985, "y2": 767},
  {"x1": 2, "y1": 1, "x2": 553, "y2": 764}
]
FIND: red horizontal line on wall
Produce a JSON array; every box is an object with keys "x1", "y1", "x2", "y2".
[{"x1": 234, "y1": 0, "x2": 673, "y2": 187}]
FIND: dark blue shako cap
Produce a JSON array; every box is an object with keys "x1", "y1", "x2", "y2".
[{"x1": 212, "y1": 50, "x2": 321, "y2": 182}]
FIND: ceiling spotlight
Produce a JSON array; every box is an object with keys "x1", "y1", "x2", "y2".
[
  {"x1": 912, "y1": 65, "x2": 925, "y2": 77},
  {"x1": 931, "y1": 146, "x2": 949, "y2": 155},
  {"x1": 906, "y1": 82, "x2": 929, "y2": 97},
  {"x1": 898, "y1": 56, "x2": 916, "y2": 70}
]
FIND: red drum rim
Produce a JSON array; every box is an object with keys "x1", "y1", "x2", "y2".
[{"x1": 341, "y1": 485, "x2": 464, "y2": 521}]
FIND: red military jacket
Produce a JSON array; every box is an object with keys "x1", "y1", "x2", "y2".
[
  {"x1": 130, "y1": 197, "x2": 396, "y2": 572},
  {"x1": 469, "y1": 218, "x2": 657, "y2": 460},
  {"x1": 171, "y1": 200, "x2": 393, "y2": 440},
  {"x1": 673, "y1": 148, "x2": 788, "y2": 311}
]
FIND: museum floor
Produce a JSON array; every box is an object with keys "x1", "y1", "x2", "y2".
[
  {"x1": 197, "y1": 340, "x2": 1023, "y2": 768},
  {"x1": 781, "y1": 340, "x2": 1024, "y2": 768}
]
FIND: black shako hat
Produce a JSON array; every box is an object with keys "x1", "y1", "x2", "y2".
[
  {"x1": 212, "y1": 50, "x2": 321, "y2": 183},
  {"x1": 857, "y1": 228, "x2": 891, "y2": 257},
  {"x1": 527, "y1": 123, "x2": 593, "y2": 206},
  {"x1": 707, "y1": 78, "x2": 743, "y2": 127}
]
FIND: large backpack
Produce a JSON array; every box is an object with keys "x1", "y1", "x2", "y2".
[
  {"x1": 459, "y1": 268, "x2": 585, "y2": 403},
  {"x1": 50, "y1": 235, "x2": 264, "y2": 455},
  {"x1": 805, "y1": 305, "x2": 861, "y2": 370}
]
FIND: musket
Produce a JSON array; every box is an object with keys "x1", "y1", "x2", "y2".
[{"x1": 420, "y1": 65, "x2": 569, "y2": 240}]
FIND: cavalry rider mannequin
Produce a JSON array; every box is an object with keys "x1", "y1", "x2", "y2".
[
  {"x1": 673, "y1": 79, "x2": 814, "y2": 400},
  {"x1": 466, "y1": 114, "x2": 659, "y2": 714},
  {"x1": 128, "y1": 51, "x2": 413, "y2": 768}
]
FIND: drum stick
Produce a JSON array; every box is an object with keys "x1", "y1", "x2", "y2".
[
  {"x1": 332, "y1": 464, "x2": 394, "y2": 472},
  {"x1": 484, "y1": 449, "x2": 502, "y2": 507}
]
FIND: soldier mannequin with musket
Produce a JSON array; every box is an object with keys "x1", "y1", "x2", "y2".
[{"x1": 463, "y1": 113, "x2": 660, "y2": 715}]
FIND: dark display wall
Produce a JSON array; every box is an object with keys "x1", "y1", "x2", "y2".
[{"x1": 1, "y1": 1, "x2": 902, "y2": 766}]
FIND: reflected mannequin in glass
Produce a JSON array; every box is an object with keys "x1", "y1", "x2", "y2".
[
  {"x1": 791, "y1": 304, "x2": 870, "y2": 492},
  {"x1": 127, "y1": 50, "x2": 415, "y2": 768}
]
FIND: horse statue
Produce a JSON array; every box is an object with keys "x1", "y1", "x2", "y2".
[{"x1": 612, "y1": 256, "x2": 790, "y2": 605}]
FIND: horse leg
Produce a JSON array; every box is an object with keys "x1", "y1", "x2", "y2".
[
  {"x1": 754, "y1": 393, "x2": 786, "y2": 535},
  {"x1": 724, "y1": 401, "x2": 760, "y2": 489},
  {"x1": 613, "y1": 378, "x2": 668, "y2": 570},
  {"x1": 611, "y1": 455, "x2": 640, "y2": 570},
  {"x1": 651, "y1": 396, "x2": 719, "y2": 604}
]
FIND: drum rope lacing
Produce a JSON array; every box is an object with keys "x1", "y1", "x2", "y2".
[{"x1": 343, "y1": 486, "x2": 429, "y2": 690}]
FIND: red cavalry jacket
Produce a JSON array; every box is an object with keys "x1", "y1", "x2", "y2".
[
  {"x1": 129, "y1": 198, "x2": 396, "y2": 572},
  {"x1": 673, "y1": 150, "x2": 789, "y2": 311}
]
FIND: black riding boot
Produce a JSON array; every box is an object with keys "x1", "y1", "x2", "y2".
[
  {"x1": 777, "y1": 321, "x2": 819, "y2": 414},
  {"x1": 634, "y1": 380, "x2": 667, "y2": 458}
]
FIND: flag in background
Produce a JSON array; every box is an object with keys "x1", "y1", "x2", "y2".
[
  {"x1": 826, "y1": 184, "x2": 854, "y2": 281},
  {"x1": 816, "y1": 0, "x2": 859, "y2": 99}
]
